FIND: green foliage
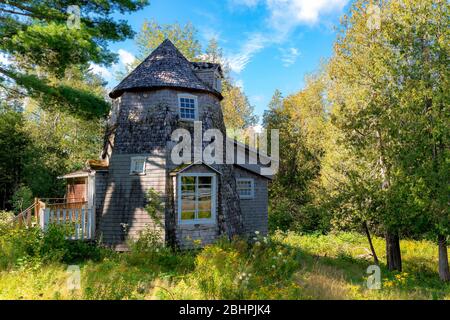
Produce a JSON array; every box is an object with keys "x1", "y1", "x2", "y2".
[
  {"x1": 0, "y1": 0, "x2": 148, "y2": 118},
  {"x1": 221, "y1": 80, "x2": 258, "y2": 131},
  {"x1": 11, "y1": 185, "x2": 33, "y2": 213},
  {"x1": 137, "y1": 19, "x2": 202, "y2": 61},
  {"x1": 0, "y1": 66, "x2": 106, "y2": 201},
  {"x1": 7, "y1": 70, "x2": 110, "y2": 119},
  {"x1": 0, "y1": 224, "x2": 105, "y2": 270},
  {"x1": 144, "y1": 188, "x2": 164, "y2": 227},
  {"x1": 264, "y1": 75, "x2": 329, "y2": 233},
  {"x1": 129, "y1": 225, "x2": 164, "y2": 254},
  {"x1": 170, "y1": 234, "x2": 301, "y2": 299},
  {"x1": 0, "y1": 107, "x2": 31, "y2": 209},
  {"x1": 0, "y1": 231, "x2": 448, "y2": 299}
]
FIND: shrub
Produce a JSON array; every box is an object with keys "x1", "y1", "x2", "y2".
[
  {"x1": 173, "y1": 234, "x2": 302, "y2": 299},
  {"x1": 129, "y1": 224, "x2": 164, "y2": 254},
  {"x1": 0, "y1": 222, "x2": 108, "y2": 270}
]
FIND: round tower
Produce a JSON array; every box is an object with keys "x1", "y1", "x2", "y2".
[{"x1": 98, "y1": 39, "x2": 243, "y2": 249}]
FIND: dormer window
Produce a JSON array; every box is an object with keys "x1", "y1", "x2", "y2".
[{"x1": 178, "y1": 94, "x2": 197, "y2": 121}]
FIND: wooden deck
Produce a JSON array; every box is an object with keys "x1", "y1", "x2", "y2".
[{"x1": 14, "y1": 198, "x2": 94, "y2": 240}]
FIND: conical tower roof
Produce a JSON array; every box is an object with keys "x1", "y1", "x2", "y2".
[{"x1": 109, "y1": 39, "x2": 222, "y2": 99}]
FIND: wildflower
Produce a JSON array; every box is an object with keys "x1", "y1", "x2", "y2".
[
  {"x1": 253, "y1": 237, "x2": 258, "y2": 241},
  {"x1": 271, "y1": 265, "x2": 276, "y2": 269},
  {"x1": 255, "y1": 231, "x2": 260, "y2": 235},
  {"x1": 255, "y1": 241, "x2": 261, "y2": 246},
  {"x1": 278, "y1": 251, "x2": 283, "y2": 256}
]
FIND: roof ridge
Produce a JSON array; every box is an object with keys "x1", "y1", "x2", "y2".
[{"x1": 109, "y1": 39, "x2": 223, "y2": 99}]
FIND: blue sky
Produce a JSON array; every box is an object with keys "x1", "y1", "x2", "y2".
[{"x1": 94, "y1": 0, "x2": 353, "y2": 123}]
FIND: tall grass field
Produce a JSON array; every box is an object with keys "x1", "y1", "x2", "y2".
[{"x1": 0, "y1": 222, "x2": 448, "y2": 300}]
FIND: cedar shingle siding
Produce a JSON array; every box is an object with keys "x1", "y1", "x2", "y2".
[{"x1": 84, "y1": 39, "x2": 270, "y2": 249}]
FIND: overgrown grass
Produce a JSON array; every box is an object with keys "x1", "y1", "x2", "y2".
[{"x1": 0, "y1": 226, "x2": 448, "y2": 300}]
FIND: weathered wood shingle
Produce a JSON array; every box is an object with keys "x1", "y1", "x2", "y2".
[{"x1": 109, "y1": 39, "x2": 222, "y2": 99}]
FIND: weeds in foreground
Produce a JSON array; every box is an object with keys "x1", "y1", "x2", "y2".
[{"x1": 0, "y1": 226, "x2": 448, "y2": 300}]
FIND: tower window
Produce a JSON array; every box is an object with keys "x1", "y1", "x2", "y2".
[{"x1": 178, "y1": 94, "x2": 197, "y2": 120}]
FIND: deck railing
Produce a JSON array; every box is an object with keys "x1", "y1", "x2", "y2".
[
  {"x1": 14, "y1": 198, "x2": 94, "y2": 240},
  {"x1": 40, "y1": 205, "x2": 94, "y2": 240},
  {"x1": 13, "y1": 198, "x2": 45, "y2": 228}
]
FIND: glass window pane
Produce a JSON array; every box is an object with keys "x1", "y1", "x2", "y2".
[
  {"x1": 182, "y1": 199, "x2": 195, "y2": 211},
  {"x1": 198, "y1": 210, "x2": 211, "y2": 219},
  {"x1": 182, "y1": 183, "x2": 195, "y2": 192},
  {"x1": 237, "y1": 179, "x2": 253, "y2": 197},
  {"x1": 182, "y1": 176, "x2": 195, "y2": 184},
  {"x1": 198, "y1": 176, "x2": 212, "y2": 185},
  {"x1": 198, "y1": 200, "x2": 211, "y2": 211},
  {"x1": 181, "y1": 211, "x2": 195, "y2": 220}
]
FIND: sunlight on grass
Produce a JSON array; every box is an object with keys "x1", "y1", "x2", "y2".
[{"x1": 0, "y1": 231, "x2": 448, "y2": 300}]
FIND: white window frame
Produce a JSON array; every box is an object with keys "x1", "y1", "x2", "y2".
[
  {"x1": 178, "y1": 93, "x2": 198, "y2": 121},
  {"x1": 130, "y1": 156, "x2": 146, "y2": 175},
  {"x1": 236, "y1": 178, "x2": 254, "y2": 199},
  {"x1": 177, "y1": 173, "x2": 216, "y2": 225}
]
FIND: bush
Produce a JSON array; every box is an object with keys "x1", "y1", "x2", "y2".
[
  {"x1": 129, "y1": 225, "x2": 164, "y2": 254},
  {"x1": 171, "y1": 234, "x2": 302, "y2": 299},
  {"x1": 0, "y1": 223, "x2": 107, "y2": 270}
]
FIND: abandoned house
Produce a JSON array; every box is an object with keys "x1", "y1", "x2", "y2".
[{"x1": 46, "y1": 39, "x2": 272, "y2": 250}]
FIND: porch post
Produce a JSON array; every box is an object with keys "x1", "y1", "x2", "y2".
[{"x1": 87, "y1": 173, "x2": 96, "y2": 239}]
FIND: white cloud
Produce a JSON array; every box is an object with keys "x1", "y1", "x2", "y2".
[
  {"x1": 118, "y1": 49, "x2": 136, "y2": 66},
  {"x1": 225, "y1": 1, "x2": 347, "y2": 73},
  {"x1": 89, "y1": 49, "x2": 136, "y2": 82},
  {"x1": 89, "y1": 63, "x2": 112, "y2": 79},
  {"x1": 226, "y1": 33, "x2": 268, "y2": 73},
  {"x1": 266, "y1": 0, "x2": 348, "y2": 30},
  {"x1": 230, "y1": 0, "x2": 348, "y2": 32},
  {"x1": 280, "y1": 47, "x2": 300, "y2": 67}
]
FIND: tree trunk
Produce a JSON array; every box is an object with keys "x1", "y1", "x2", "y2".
[
  {"x1": 363, "y1": 221, "x2": 379, "y2": 265},
  {"x1": 386, "y1": 231, "x2": 402, "y2": 271},
  {"x1": 438, "y1": 235, "x2": 450, "y2": 282}
]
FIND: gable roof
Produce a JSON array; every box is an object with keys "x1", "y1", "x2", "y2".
[
  {"x1": 170, "y1": 161, "x2": 222, "y2": 176},
  {"x1": 109, "y1": 39, "x2": 223, "y2": 100}
]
